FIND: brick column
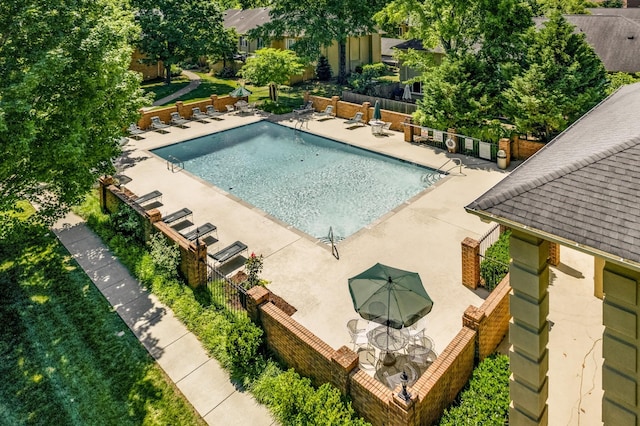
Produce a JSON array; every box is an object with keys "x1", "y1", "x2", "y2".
[
  {"x1": 362, "y1": 102, "x2": 371, "y2": 122},
  {"x1": 184, "y1": 241, "x2": 208, "y2": 288},
  {"x1": 176, "y1": 101, "x2": 186, "y2": 118},
  {"x1": 548, "y1": 242, "x2": 560, "y2": 266},
  {"x1": 331, "y1": 96, "x2": 340, "y2": 117},
  {"x1": 246, "y1": 286, "x2": 270, "y2": 324},
  {"x1": 404, "y1": 118, "x2": 413, "y2": 143},
  {"x1": 509, "y1": 230, "x2": 550, "y2": 425},
  {"x1": 499, "y1": 138, "x2": 511, "y2": 168},
  {"x1": 602, "y1": 263, "x2": 640, "y2": 424},
  {"x1": 330, "y1": 346, "x2": 358, "y2": 394},
  {"x1": 98, "y1": 176, "x2": 114, "y2": 212},
  {"x1": 210, "y1": 94, "x2": 219, "y2": 111},
  {"x1": 462, "y1": 237, "x2": 480, "y2": 290}
]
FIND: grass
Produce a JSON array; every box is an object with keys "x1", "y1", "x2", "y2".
[{"x1": 0, "y1": 217, "x2": 205, "y2": 425}]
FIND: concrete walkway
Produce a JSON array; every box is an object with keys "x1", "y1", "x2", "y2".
[
  {"x1": 152, "y1": 70, "x2": 202, "y2": 106},
  {"x1": 52, "y1": 212, "x2": 275, "y2": 426}
]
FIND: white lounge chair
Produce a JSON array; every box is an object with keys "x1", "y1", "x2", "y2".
[
  {"x1": 150, "y1": 116, "x2": 170, "y2": 133},
  {"x1": 191, "y1": 107, "x2": 210, "y2": 123},
  {"x1": 206, "y1": 105, "x2": 224, "y2": 119},
  {"x1": 170, "y1": 112, "x2": 189, "y2": 128},
  {"x1": 315, "y1": 105, "x2": 334, "y2": 120},
  {"x1": 127, "y1": 123, "x2": 145, "y2": 140},
  {"x1": 294, "y1": 101, "x2": 314, "y2": 115},
  {"x1": 344, "y1": 112, "x2": 364, "y2": 128}
]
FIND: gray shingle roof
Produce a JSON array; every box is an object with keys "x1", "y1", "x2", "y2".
[
  {"x1": 534, "y1": 14, "x2": 640, "y2": 72},
  {"x1": 466, "y1": 83, "x2": 640, "y2": 264},
  {"x1": 223, "y1": 8, "x2": 272, "y2": 35}
]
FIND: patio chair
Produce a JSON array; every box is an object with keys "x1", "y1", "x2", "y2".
[
  {"x1": 191, "y1": 107, "x2": 210, "y2": 123},
  {"x1": 315, "y1": 105, "x2": 334, "y2": 120},
  {"x1": 180, "y1": 222, "x2": 217, "y2": 241},
  {"x1": 170, "y1": 112, "x2": 190, "y2": 128},
  {"x1": 294, "y1": 101, "x2": 314, "y2": 115},
  {"x1": 204, "y1": 105, "x2": 224, "y2": 120},
  {"x1": 127, "y1": 123, "x2": 145, "y2": 140},
  {"x1": 225, "y1": 104, "x2": 236, "y2": 113},
  {"x1": 133, "y1": 190, "x2": 162, "y2": 206},
  {"x1": 357, "y1": 345, "x2": 377, "y2": 372},
  {"x1": 405, "y1": 321, "x2": 425, "y2": 345},
  {"x1": 344, "y1": 112, "x2": 364, "y2": 128},
  {"x1": 150, "y1": 116, "x2": 170, "y2": 133},
  {"x1": 163, "y1": 208, "x2": 193, "y2": 225},
  {"x1": 381, "y1": 122, "x2": 392, "y2": 135},
  {"x1": 208, "y1": 240, "x2": 248, "y2": 264},
  {"x1": 347, "y1": 318, "x2": 368, "y2": 350}
]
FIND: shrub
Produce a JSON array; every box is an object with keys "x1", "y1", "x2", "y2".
[
  {"x1": 316, "y1": 56, "x2": 332, "y2": 81},
  {"x1": 109, "y1": 204, "x2": 144, "y2": 243},
  {"x1": 480, "y1": 230, "x2": 511, "y2": 291},
  {"x1": 216, "y1": 66, "x2": 237, "y2": 78},
  {"x1": 147, "y1": 232, "x2": 180, "y2": 278},
  {"x1": 438, "y1": 354, "x2": 510, "y2": 425},
  {"x1": 170, "y1": 64, "x2": 183, "y2": 77},
  {"x1": 348, "y1": 63, "x2": 391, "y2": 95},
  {"x1": 225, "y1": 316, "x2": 263, "y2": 377},
  {"x1": 245, "y1": 252, "x2": 264, "y2": 287}
]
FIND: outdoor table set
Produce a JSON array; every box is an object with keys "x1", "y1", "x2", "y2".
[{"x1": 347, "y1": 263, "x2": 437, "y2": 389}]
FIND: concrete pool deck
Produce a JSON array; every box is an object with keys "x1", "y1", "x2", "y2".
[{"x1": 117, "y1": 110, "x2": 603, "y2": 425}]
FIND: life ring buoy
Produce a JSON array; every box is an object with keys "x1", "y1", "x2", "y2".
[{"x1": 445, "y1": 138, "x2": 456, "y2": 149}]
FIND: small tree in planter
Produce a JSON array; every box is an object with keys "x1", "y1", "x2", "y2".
[{"x1": 245, "y1": 252, "x2": 265, "y2": 288}]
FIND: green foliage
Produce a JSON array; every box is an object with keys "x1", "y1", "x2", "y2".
[
  {"x1": 249, "y1": 0, "x2": 386, "y2": 83},
  {"x1": 240, "y1": 48, "x2": 305, "y2": 101},
  {"x1": 480, "y1": 230, "x2": 511, "y2": 291},
  {"x1": 245, "y1": 252, "x2": 265, "y2": 287},
  {"x1": 348, "y1": 63, "x2": 391, "y2": 95},
  {"x1": 0, "y1": 221, "x2": 205, "y2": 425},
  {"x1": 252, "y1": 367, "x2": 370, "y2": 426},
  {"x1": 503, "y1": 12, "x2": 607, "y2": 140},
  {"x1": 170, "y1": 64, "x2": 184, "y2": 77},
  {"x1": 109, "y1": 204, "x2": 145, "y2": 244},
  {"x1": 438, "y1": 354, "x2": 510, "y2": 425},
  {"x1": 225, "y1": 316, "x2": 264, "y2": 377},
  {"x1": 316, "y1": 56, "x2": 332, "y2": 81},
  {"x1": 0, "y1": 0, "x2": 147, "y2": 232},
  {"x1": 607, "y1": 72, "x2": 640, "y2": 95},
  {"x1": 133, "y1": 0, "x2": 234, "y2": 83},
  {"x1": 148, "y1": 232, "x2": 180, "y2": 278}
]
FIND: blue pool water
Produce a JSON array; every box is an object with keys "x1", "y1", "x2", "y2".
[{"x1": 152, "y1": 122, "x2": 442, "y2": 240}]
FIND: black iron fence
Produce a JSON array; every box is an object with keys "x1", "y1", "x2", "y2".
[
  {"x1": 478, "y1": 224, "x2": 502, "y2": 257},
  {"x1": 206, "y1": 262, "x2": 250, "y2": 315},
  {"x1": 478, "y1": 254, "x2": 509, "y2": 292}
]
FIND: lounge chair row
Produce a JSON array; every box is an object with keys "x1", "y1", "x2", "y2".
[{"x1": 145, "y1": 106, "x2": 228, "y2": 134}]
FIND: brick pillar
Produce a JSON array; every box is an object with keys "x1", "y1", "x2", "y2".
[
  {"x1": 509, "y1": 230, "x2": 550, "y2": 426},
  {"x1": 548, "y1": 242, "x2": 560, "y2": 266},
  {"x1": 602, "y1": 263, "x2": 640, "y2": 425},
  {"x1": 144, "y1": 209, "x2": 162, "y2": 242},
  {"x1": 404, "y1": 117, "x2": 413, "y2": 143},
  {"x1": 331, "y1": 96, "x2": 340, "y2": 117},
  {"x1": 303, "y1": 91, "x2": 310, "y2": 104},
  {"x1": 499, "y1": 138, "x2": 511, "y2": 168},
  {"x1": 98, "y1": 176, "x2": 114, "y2": 212},
  {"x1": 389, "y1": 392, "x2": 417, "y2": 426},
  {"x1": 246, "y1": 286, "x2": 270, "y2": 324},
  {"x1": 362, "y1": 102, "x2": 371, "y2": 122},
  {"x1": 176, "y1": 101, "x2": 186, "y2": 118},
  {"x1": 462, "y1": 237, "x2": 480, "y2": 290},
  {"x1": 210, "y1": 94, "x2": 219, "y2": 111},
  {"x1": 181, "y1": 240, "x2": 208, "y2": 288},
  {"x1": 330, "y1": 346, "x2": 358, "y2": 394}
]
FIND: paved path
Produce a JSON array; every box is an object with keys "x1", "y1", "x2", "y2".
[
  {"x1": 52, "y1": 212, "x2": 275, "y2": 426},
  {"x1": 152, "y1": 70, "x2": 202, "y2": 106}
]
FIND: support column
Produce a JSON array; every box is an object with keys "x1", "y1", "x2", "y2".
[
  {"x1": 461, "y1": 237, "x2": 480, "y2": 290},
  {"x1": 508, "y1": 230, "x2": 550, "y2": 426},
  {"x1": 602, "y1": 263, "x2": 640, "y2": 425},
  {"x1": 594, "y1": 256, "x2": 605, "y2": 300}
]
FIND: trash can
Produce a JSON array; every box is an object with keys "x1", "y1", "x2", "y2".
[{"x1": 497, "y1": 150, "x2": 507, "y2": 170}]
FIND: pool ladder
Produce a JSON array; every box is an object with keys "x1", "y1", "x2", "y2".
[
  {"x1": 328, "y1": 226, "x2": 340, "y2": 260},
  {"x1": 437, "y1": 158, "x2": 465, "y2": 175},
  {"x1": 166, "y1": 155, "x2": 184, "y2": 173}
]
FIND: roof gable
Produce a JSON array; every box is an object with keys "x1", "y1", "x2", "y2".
[{"x1": 223, "y1": 8, "x2": 272, "y2": 35}]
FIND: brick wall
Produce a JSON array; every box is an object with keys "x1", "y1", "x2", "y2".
[
  {"x1": 464, "y1": 274, "x2": 511, "y2": 360},
  {"x1": 309, "y1": 95, "x2": 410, "y2": 132},
  {"x1": 511, "y1": 137, "x2": 545, "y2": 160}
]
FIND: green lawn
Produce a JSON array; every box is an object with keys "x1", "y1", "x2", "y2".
[{"x1": 0, "y1": 219, "x2": 205, "y2": 426}]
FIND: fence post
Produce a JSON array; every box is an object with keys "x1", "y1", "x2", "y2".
[
  {"x1": 404, "y1": 118, "x2": 413, "y2": 143},
  {"x1": 246, "y1": 286, "x2": 270, "y2": 324},
  {"x1": 362, "y1": 101, "x2": 371, "y2": 122},
  {"x1": 499, "y1": 138, "x2": 511, "y2": 168},
  {"x1": 98, "y1": 176, "x2": 114, "y2": 212},
  {"x1": 331, "y1": 95, "x2": 340, "y2": 117},
  {"x1": 462, "y1": 237, "x2": 480, "y2": 289}
]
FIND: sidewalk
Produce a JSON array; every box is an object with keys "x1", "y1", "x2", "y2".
[
  {"x1": 52, "y1": 212, "x2": 275, "y2": 426},
  {"x1": 151, "y1": 70, "x2": 202, "y2": 107}
]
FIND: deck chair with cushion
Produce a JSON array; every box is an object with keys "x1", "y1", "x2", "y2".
[
  {"x1": 294, "y1": 101, "x2": 314, "y2": 115},
  {"x1": 127, "y1": 123, "x2": 145, "y2": 140},
  {"x1": 150, "y1": 116, "x2": 170, "y2": 133},
  {"x1": 170, "y1": 112, "x2": 190, "y2": 128},
  {"x1": 344, "y1": 112, "x2": 365, "y2": 128},
  {"x1": 381, "y1": 122, "x2": 392, "y2": 135},
  {"x1": 191, "y1": 107, "x2": 210, "y2": 123},
  {"x1": 180, "y1": 222, "x2": 217, "y2": 241},
  {"x1": 205, "y1": 105, "x2": 224, "y2": 120},
  {"x1": 163, "y1": 208, "x2": 193, "y2": 225},
  {"x1": 315, "y1": 105, "x2": 334, "y2": 120},
  {"x1": 208, "y1": 240, "x2": 248, "y2": 265},
  {"x1": 133, "y1": 190, "x2": 162, "y2": 206}
]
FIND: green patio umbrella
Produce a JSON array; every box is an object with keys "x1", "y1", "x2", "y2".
[
  {"x1": 348, "y1": 263, "x2": 433, "y2": 329},
  {"x1": 229, "y1": 86, "x2": 252, "y2": 97},
  {"x1": 373, "y1": 100, "x2": 382, "y2": 121}
]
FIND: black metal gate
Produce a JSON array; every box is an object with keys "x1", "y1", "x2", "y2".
[{"x1": 206, "y1": 262, "x2": 249, "y2": 315}]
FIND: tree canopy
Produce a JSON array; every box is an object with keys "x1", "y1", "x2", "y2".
[
  {"x1": 0, "y1": 0, "x2": 147, "y2": 231},
  {"x1": 240, "y1": 48, "x2": 305, "y2": 101},
  {"x1": 250, "y1": 0, "x2": 386, "y2": 83},
  {"x1": 133, "y1": 0, "x2": 235, "y2": 83}
]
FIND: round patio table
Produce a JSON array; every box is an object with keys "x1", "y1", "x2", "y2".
[{"x1": 367, "y1": 325, "x2": 409, "y2": 366}]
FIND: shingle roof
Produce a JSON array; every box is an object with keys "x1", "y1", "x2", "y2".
[
  {"x1": 534, "y1": 14, "x2": 640, "y2": 72},
  {"x1": 466, "y1": 83, "x2": 640, "y2": 264},
  {"x1": 588, "y1": 7, "x2": 640, "y2": 22},
  {"x1": 223, "y1": 8, "x2": 272, "y2": 35}
]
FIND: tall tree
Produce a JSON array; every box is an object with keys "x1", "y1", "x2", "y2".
[
  {"x1": 0, "y1": 0, "x2": 147, "y2": 231},
  {"x1": 240, "y1": 48, "x2": 304, "y2": 101},
  {"x1": 250, "y1": 0, "x2": 386, "y2": 84},
  {"x1": 133, "y1": 0, "x2": 232, "y2": 83},
  {"x1": 504, "y1": 12, "x2": 607, "y2": 139}
]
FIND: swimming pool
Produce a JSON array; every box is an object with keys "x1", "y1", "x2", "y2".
[{"x1": 152, "y1": 122, "x2": 443, "y2": 240}]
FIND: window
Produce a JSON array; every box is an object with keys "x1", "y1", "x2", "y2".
[
  {"x1": 239, "y1": 36, "x2": 248, "y2": 50},
  {"x1": 412, "y1": 81, "x2": 422, "y2": 94},
  {"x1": 257, "y1": 38, "x2": 265, "y2": 49},
  {"x1": 286, "y1": 38, "x2": 296, "y2": 50}
]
